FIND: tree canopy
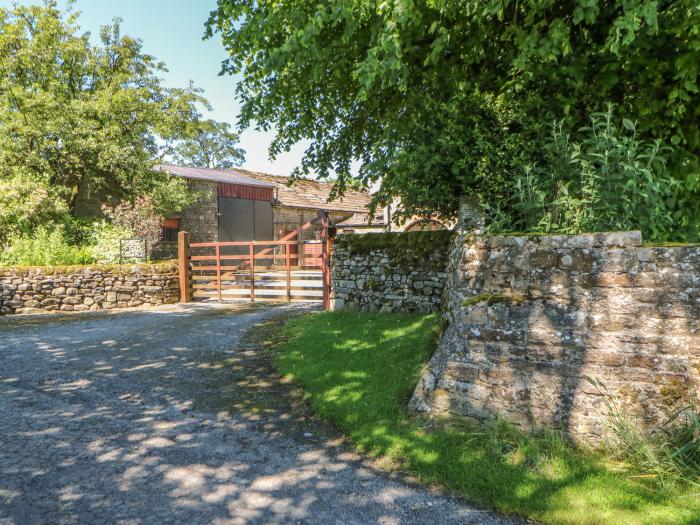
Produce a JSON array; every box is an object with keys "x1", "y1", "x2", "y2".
[
  {"x1": 170, "y1": 119, "x2": 245, "y2": 169},
  {"x1": 0, "y1": 1, "x2": 242, "y2": 231},
  {"x1": 207, "y1": 0, "x2": 700, "y2": 240}
]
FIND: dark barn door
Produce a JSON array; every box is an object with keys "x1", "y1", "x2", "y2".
[{"x1": 218, "y1": 197, "x2": 273, "y2": 265}]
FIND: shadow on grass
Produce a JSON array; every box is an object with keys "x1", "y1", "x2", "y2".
[{"x1": 277, "y1": 311, "x2": 700, "y2": 525}]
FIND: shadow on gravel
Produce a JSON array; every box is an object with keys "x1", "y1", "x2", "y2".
[{"x1": 0, "y1": 304, "x2": 509, "y2": 524}]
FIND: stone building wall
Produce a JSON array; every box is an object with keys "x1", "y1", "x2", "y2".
[
  {"x1": 330, "y1": 231, "x2": 452, "y2": 313},
  {"x1": 0, "y1": 263, "x2": 179, "y2": 315},
  {"x1": 176, "y1": 181, "x2": 219, "y2": 243},
  {"x1": 409, "y1": 230, "x2": 700, "y2": 442}
]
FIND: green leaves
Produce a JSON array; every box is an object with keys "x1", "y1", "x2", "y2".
[
  {"x1": 0, "y1": 2, "x2": 222, "y2": 221},
  {"x1": 507, "y1": 105, "x2": 680, "y2": 240},
  {"x1": 0, "y1": 169, "x2": 68, "y2": 246},
  {"x1": 207, "y1": 0, "x2": 700, "y2": 240},
  {"x1": 169, "y1": 119, "x2": 245, "y2": 170}
]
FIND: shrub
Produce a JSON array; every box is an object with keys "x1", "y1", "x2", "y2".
[
  {"x1": 63, "y1": 216, "x2": 100, "y2": 246},
  {"x1": 102, "y1": 197, "x2": 163, "y2": 258},
  {"x1": 0, "y1": 171, "x2": 69, "y2": 247},
  {"x1": 91, "y1": 221, "x2": 134, "y2": 264},
  {"x1": 0, "y1": 227, "x2": 95, "y2": 266},
  {"x1": 493, "y1": 104, "x2": 680, "y2": 241}
]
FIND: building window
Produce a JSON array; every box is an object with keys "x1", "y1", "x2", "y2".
[{"x1": 162, "y1": 218, "x2": 181, "y2": 242}]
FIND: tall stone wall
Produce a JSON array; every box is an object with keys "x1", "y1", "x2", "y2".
[
  {"x1": 0, "y1": 263, "x2": 179, "y2": 315},
  {"x1": 331, "y1": 231, "x2": 452, "y2": 313},
  {"x1": 409, "y1": 231, "x2": 700, "y2": 442}
]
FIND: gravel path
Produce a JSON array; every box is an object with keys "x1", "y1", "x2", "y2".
[{"x1": 0, "y1": 303, "x2": 520, "y2": 524}]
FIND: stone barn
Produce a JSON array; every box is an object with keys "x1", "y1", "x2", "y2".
[{"x1": 155, "y1": 164, "x2": 380, "y2": 260}]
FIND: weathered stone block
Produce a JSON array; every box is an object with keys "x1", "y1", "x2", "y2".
[{"x1": 409, "y1": 230, "x2": 700, "y2": 444}]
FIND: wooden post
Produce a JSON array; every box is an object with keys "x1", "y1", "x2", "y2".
[
  {"x1": 285, "y1": 242, "x2": 291, "y2": 302},
  {"x1": 215, "y1": 244, "x2": 222, "y2": 302},
  {"x1": 249, "y1": 243, "x2": 255, "y2": 302},
  {"x1": 177, "y1": 231, "x2": 191, "y2": 303},
  {"x1": 321, "y1": 216, "x2": 331, "y2": 310}
]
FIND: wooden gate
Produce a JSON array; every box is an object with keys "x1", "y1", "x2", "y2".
[{"x1": 178, "y1": 210, "x2": 333, "y2": 309}]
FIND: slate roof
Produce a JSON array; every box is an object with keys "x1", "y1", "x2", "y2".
[
  {"x1": 155, "y1": 164, "x2": 274, "y2": 188},
  {"x1": 335, "y1": 212, "x2": 385, "y2": 227},
  {"x1": 234, "y1": 170, "x2": 372, "y2": 213},
  {"x1": 158, "y1": 163, "x2": 373, "y2": 213}
]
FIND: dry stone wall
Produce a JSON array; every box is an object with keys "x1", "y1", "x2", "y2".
[
  {"x1": 0, "y1": 263, "x2": 179, "y2": 315},
  {"x1": 409, "y1": 230, "x2": 700, "y2": 442},
  {"x1": 330, "y1": 231, "x2": 452, "y2": 314}
]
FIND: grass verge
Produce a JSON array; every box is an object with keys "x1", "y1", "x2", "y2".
[{"x1": 276, "y1": 311, "x2": 700, "y2": 525}]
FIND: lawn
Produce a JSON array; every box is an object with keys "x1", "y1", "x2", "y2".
[{"x1": 276, "y1": 312, "x2": 700, "y2": 525}]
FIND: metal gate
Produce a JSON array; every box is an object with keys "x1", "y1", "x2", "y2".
[{"x1": 178, "y1": 210, "x2": 333, "y2": 309}]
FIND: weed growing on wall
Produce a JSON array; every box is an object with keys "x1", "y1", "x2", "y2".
[
  {"x1": 598, "y1": 378, "x2": 700, "y2": 488},
  {"x1": 496, "y1": 105, "x2": 680, "y2": 240}
]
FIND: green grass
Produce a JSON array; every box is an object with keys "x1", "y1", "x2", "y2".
[
  {"x1": 641, "y1": 242, "x2": 700, "y2": 248},
  {"x1": 276, "y1": 312, "x2": 700, "y2": 525}
]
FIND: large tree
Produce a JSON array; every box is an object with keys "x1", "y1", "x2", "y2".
[
  {"x1": 207, "y1": 0, "x2": 700, "y2": 239},
  {"x1": 170, "y1": 119, "x2": 245, "y2": 169},
  {"x1": 0, "y1": 1, "x2": 237, "y2": 221}
]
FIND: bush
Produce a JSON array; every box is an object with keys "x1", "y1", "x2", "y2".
[
  {"x1": 0, "y1": 171, "x2": 69, "y2": 247},
  {"x1": 102, "y1": 197, "x2": 163, "y2": 259},
  {"x1": 0, "y1": 227, "x2": 95, "y2": 266},
  {"x1": 91, "y1": 221, "x2": 134, "y2": 264},
  {"x1": 63, "y1": 216, "x2": 100, "y2": 246},
  {"x1": 491, "y1": 104, "x2": 680, "y2": 241}
]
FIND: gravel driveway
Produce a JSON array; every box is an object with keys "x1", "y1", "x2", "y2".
[{"x1": 0, "y1": 303, "x2": 519, "y2": 524}]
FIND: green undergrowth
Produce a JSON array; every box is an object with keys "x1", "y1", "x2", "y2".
[
  {"x1": 642, "y1": 242, "x2": 700, "y2": 248},
  {"x1": 485, "y1": 230, "x2": 556, "y2": 237},
  {"x1": 0, "y1": 260, "x2": 177, "y2": 275},
  {"x1": 276, "y1": 312, "x2": 700, "y2": 525}
]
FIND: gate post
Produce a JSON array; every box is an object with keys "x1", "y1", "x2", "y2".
[
  {"x1": 178, "y1": 231, "x2": 191, "y2": 303},
  {"x1": 320, "y1": 214, "x2": 333, "y2": 310},
  {"x1": 249, "y1": 242, "x2": 255, "y2": 302},
  {"x1": 285, "y1": 243, "x2": 292, "y2": 302}
]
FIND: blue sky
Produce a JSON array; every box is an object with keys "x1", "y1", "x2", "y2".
[{"x1": 1, "y1": 0, "x2": 309, "y2": 175}]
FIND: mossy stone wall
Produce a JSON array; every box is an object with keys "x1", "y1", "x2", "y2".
[
  {"x1": 330, "y1": 231, "x2": 453, "y2": 313},
  {"x1": 409, "y1": 230, "x2": 700, "y2": 443},
  {"x1": 0, "y1": 263, "x2": 179, "y2": 315}
]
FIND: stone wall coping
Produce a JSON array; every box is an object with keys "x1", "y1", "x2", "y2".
[
  {"x1": 0, "y1": 261, "x2": 178, "y2": 277},
  {"x1": 484, "y1": 231, "x2": 643, "y2": 249}
]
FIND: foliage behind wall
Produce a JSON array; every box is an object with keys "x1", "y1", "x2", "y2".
[
  {"x1": 0, "y1": 1, "x2": 244, "y2": 256},
  {"x1": 207, "y1": 0, "x2": 700, "y2": 241}
]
